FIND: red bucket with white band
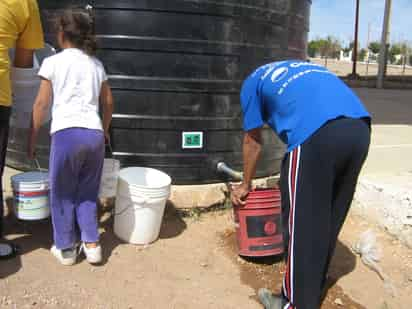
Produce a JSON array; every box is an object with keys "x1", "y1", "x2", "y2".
[{"x1": 233, "y1": 188, "x2": 284, "y2": 257}]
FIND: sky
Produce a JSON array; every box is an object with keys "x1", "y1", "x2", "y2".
[{"x1": 309, "y1": 0, "x2": 411, "y2": 47}]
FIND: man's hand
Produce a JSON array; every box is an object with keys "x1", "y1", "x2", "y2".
[{"x1": 231, "y1": 183, "x2": 251, "y2": 206}]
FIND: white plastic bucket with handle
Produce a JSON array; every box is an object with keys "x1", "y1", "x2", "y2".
[
  {"x1": 10, "y1": 62, "x2": 40, "y2": 128},
  {"x1": 9, "y1": 45, "x2": 55, "y2": 128},
  {"x1": 11, "y1": 171, "x2": 50, "y2": 221},
  {"x1": 98, "y1": 158, "x2": 120, "y2": 198},
  {"x1": 114, "y1": 167, "x2": 171, "y2": 244}
]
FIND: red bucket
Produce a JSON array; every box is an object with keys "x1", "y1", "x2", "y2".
[{"x1": 233, "y1": 188, "x2": 284, "y2": 257}]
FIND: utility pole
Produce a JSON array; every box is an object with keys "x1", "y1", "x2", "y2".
[
  {"x1": 402, "y1": 40, "x2": 408, "y2": 75},
  {"x1": 366, "y1": 22, "x2": 371, "y2": 76},
  {"x1": 377, "y1": 0, "x2": 392, "y2": 89},
  {"x1": 351, "y1": 0, "x2": 360, "y2": 78}
]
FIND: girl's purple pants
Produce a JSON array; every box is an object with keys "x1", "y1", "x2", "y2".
[{"x1": 49, "y1": 128, "x2": 104, "y2": 250}]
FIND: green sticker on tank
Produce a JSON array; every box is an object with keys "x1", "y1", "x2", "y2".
[{"x1": 182, "y1": 132, "x2": 203, "y2": 149}]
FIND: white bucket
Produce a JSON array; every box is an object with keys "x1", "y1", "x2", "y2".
[
  {"x1": 10, "y1": 64, "x2": 40, "y2": 129},
  {"x1": 98, "y1": 158, "x2": 120, "y2": 198},
  {"x1": 117, "y1": 177, "x2": 171, "y2": 200},
  {"x1": 11, "y1": 171, "x2": 50, "y2": 221},
  {"x1": 9, "y1": 46, "x2": 54, "y2": 128},
  {"x1": 114, "y1": 167, "x2": 172, "y2": 244}
]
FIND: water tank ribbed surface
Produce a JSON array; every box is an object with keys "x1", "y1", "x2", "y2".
[{"x1": 7, "y1": 0, "x2": 311, "y2": 184}]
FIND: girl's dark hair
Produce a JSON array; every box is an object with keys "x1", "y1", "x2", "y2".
[{"x1": 57, "y1": 9, "x2": 97, "y2": 55}]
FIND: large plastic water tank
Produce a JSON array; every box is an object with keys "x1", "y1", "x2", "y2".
[{"x1": 7, "y1": 0, "x2": 311, "y2": 184}]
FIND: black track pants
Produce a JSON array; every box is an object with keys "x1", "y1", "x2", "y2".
[{"x1": 280, "y1": 117, "x2": 370, "y2": 309}]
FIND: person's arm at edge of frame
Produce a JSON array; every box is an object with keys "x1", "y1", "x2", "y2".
[
  {"x1": 13, "y1": 48, "x2": 35, "y2": 68},
  {"x1": 100, "y1": 81, "x2": 114, "y2": 143},
  {"x1": 28, "y1": 78, "x2": 52, "y2": 159},
  {"x1": 231, "y1": 128, "x2": 263, "y2": 206}
]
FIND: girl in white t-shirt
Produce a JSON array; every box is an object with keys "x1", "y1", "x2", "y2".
[{"x1": 28, "y1": 9, "x2": 114, "y2": 266}]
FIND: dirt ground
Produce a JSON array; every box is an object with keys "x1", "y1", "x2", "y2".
[
  {"x1": 1, "y1": 87, "x2": 412, "y2": 308},
  {"x1": 1, "y1": 202, "x2": 411, "y2": 309}
]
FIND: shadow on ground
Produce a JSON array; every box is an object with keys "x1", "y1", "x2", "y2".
[
  {"x1": 0, "y1": 198, "x2": 52, "y2": 279},
  {"x1": 159, "y1": 201, "x2": 187, "y2": 239},
  {"x1": 323, "y1": 241, "x2": 358, "y2": 298},
  {"x1": 97, "y1": 200, "x2": 187, "y2": 265},
  {"x1": 220, "y1": 229, "x2": 364, "y2": 309},
  {"x1": 1, "y1": 198, "x2": 187, "y2": 276}
]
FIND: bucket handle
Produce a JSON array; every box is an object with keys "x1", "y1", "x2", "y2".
[
  {"x1": 34, "y1": 159, "x2": 46, "y2": 172},
  {"x1": 106, "y1": 141, "x2": 114, "y2": 154},
  {"x1": 113, "y1": 203, "x2": 133, "y2": 217},
  {"x1": 132, "y1": 194, "x2": 148, "y2": 205},
  {"x1": 113, "y1": 194, "x2": 149, "y2": 216},
  {"x1": 105, "y1": 141, "x2": 115, "y2": 158},
  {"x1": 104, "y1": 141, "x2": 120, "y2": 173}
]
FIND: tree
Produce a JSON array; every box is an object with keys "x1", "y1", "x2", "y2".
[
  {"x1": 390, "y1": 44, "x2": 402, "y2": 56},
  {"x1": 343, "y1": 41, "x2": 354, "y2": 54},
  {"x1": 331, "y1": 38, "x2": 342, "y2": 59},
  {"x1": 399, "y1": 43, "x2": 410, "y2": 65},
  {"x1": 398, "y1": 42, "x2": 412, "y2": 72},
  {"x1": 389, "y1": 44, "x2": 402, "y2": 64},
  {"x1": 368, "y1": 41, "x2": 381, "y2": 54},
  {"x1": 308, "y1": 40, "x2": 320, "y2": 58},
  {"x1": 317, "y1": 36, "x2": 341, "y2": 66},
  {"x1": 317, "y1": 39, "x2": 328, "y2": 57},
  {"x1": 307, "y1": 37, "x2": 341, "y2": 62},
  {"x1": 358, "y1": 48, "x2": 367, "y2": 61}
]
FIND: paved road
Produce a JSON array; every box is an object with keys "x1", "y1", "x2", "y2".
[{"x1": 354, "y1": 88, "x2": 412, "y2": 177}]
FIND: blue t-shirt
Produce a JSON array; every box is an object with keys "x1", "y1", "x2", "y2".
[{"x1": 240, "y1": 60, "x2": 371, "y2": 152}]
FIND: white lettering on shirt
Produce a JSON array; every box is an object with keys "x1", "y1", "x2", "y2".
[{"x1": 276, "y1": 69, "x2": 334, "y2": 95}]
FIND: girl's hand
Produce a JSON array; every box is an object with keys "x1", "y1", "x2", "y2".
[
  {"x1": 27, "y1": 127, "x2": 37, "y2": 160},
  {"x1": 104, "y1": 131, "x2": 110, "y2": 145},
  {"x1": 27, "y1": 141, "x2": 36, "y2": 160}
]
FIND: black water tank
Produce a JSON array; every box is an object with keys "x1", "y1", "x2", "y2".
[{"x1": 7, "y1": 0, "x2": 311, "y2": 184}]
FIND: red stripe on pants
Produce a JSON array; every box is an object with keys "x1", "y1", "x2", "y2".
[{"x1": 285, "y1": 147, "x2": 299, "y2": 304}]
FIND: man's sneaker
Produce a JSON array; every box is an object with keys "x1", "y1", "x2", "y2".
[
  {"x1": 50, "y1": 245, "x2": 77, "y2": 266},
  {"x1": 81, "y1": 243, "x2": 102, "y2": 264},
  {"x1": 258, "y1": 288, "x2": 286, "y2": 309}
]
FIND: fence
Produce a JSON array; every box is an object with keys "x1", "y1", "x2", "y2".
[{"x1": 311, "y1": 58, "x2": 412, "y2": 88}]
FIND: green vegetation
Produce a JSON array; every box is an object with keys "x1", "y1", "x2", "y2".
[
  {"x1": 368, "y1": 41, "x2": 381, "y2": 54},
  {"x1": 308, "y1": 37, "x2": 411, "y2": 65},
  {"x1": 358, "y1": 48, "x2": 367, "y2": 61},
  {"x1": 389, "y1": 44, "x2": 402, "y2": 63},
  {"x1": 307, "y1": 36, "x2": 342, "y2": 65}
]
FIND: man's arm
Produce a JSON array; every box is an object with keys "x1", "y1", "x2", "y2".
[
  {"x1": 14, "y1": 0, "x2": 44, "y2": 68},
  {"x1": 13, "y1": 48, "x2": 34, "y2": 68},
  {"x1": 242, "y1": 128, "x2": 263, "y2": 187},
  {"x1": 231, "y1": 128, "x2": 263, "y2": 206}
]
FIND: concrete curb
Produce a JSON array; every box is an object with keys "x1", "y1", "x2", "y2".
[{"x1": 169, "y1": 175, "x2": 280, "y2": 209}]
